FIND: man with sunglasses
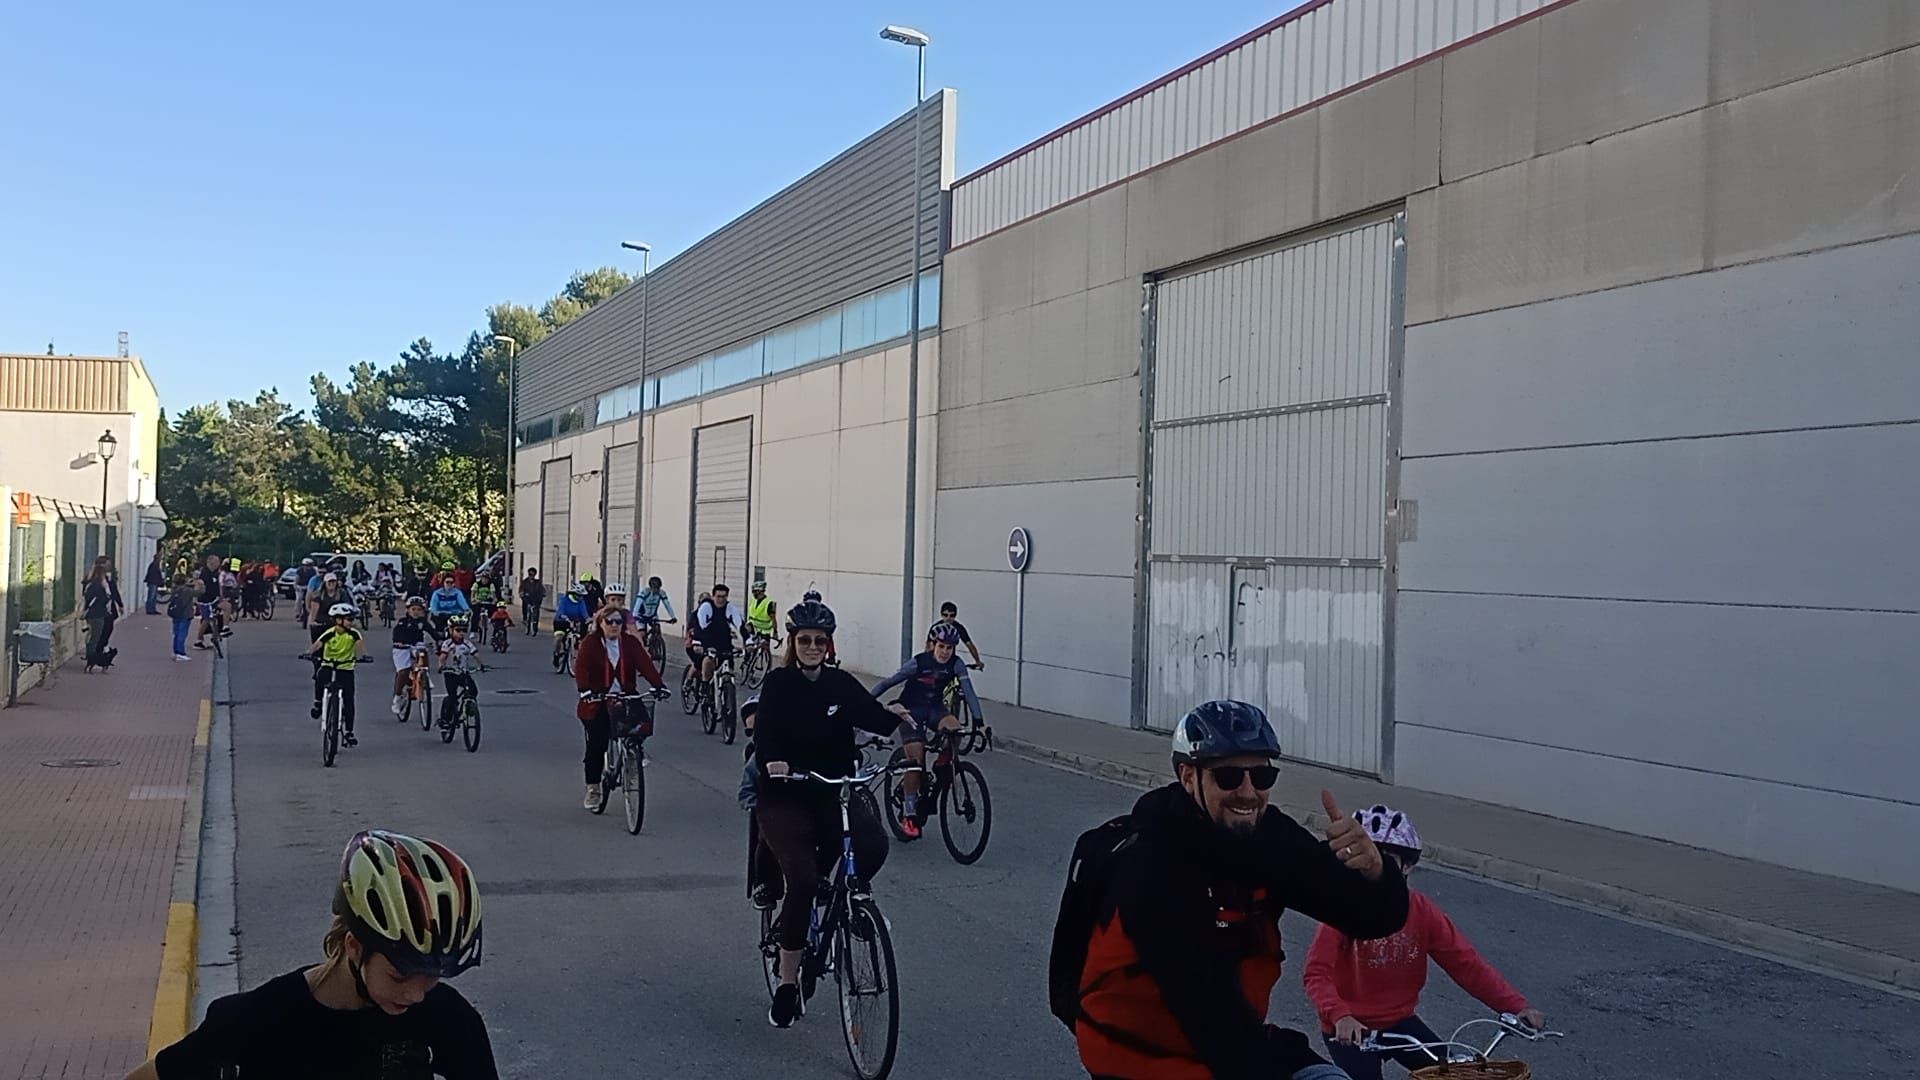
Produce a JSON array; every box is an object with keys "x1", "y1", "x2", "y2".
[{"x1": 1062, "y1": 700, "x2": 1409, "y2": 1080}]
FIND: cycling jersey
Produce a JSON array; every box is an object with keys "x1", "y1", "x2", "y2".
[
  {"x1": 555, "y1": 593, "x2": 590, "y2": 625},
  {"x1": 633, "y1": 588, "x2": 676, "y2": 623},
  {"x1": 391, "y1": 616, "x2": 438, "y2": 649},
  {"x1": 471, "y1": 585, "x2": 498, "y2": 607},
  {"x1": 440, "y1": 639, "x2": 481, "y2": 675},
  {"x1": 429, "y1": 587, "x2": 471, "y2": 617},
  {"x1": 871, "y1": 651, "x2": 982, "y2": 720},
  {"x1": 313, "y1": 627, "x2": 362, "y2": 667},
  {"x1": 695, "y1": 599, "x2": 743, "y2": 649},
  {"x1": 746, "y1": 595, "x2": 777, "y2": 635}
]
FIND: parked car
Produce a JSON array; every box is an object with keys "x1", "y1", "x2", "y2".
[{"x1": 277, "y1": 566, "x2": 301, "y2": 599}]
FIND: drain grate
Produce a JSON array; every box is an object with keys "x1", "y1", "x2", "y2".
[
  {"x1": 42, "y1": 758, "x2": 120, "y2": 768},
  {"x1": 494, "y1": 688, "x2": 539, "y2": 695}
]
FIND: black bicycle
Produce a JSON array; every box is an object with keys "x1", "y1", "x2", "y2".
[
  {"x1": 588, "y1": 688, "x2": 670, "y2": 833},
  {"x1": 638, "y1": 615, "x2": 671, "y2": 668},
  {"x1": 759, "y1": 766, "x2": 899, "y2": 1080},
  {"x1": 439, "y1": 670, "x2": 482, "y2": 752},
  {"x1": 552, "y1": 622, "x2": 578, "y2": 675},
  {"x1": 303, "y1": 654, "x2": 370, "y2": 768},
  {"x1": 881, "y1": 718, "x2": 993, "y2": 864},
  {"x1": 703, "y1": 651, "x2": 740, "y2": 745},
  {"x1": 379, "y1": 592, "x2": 396, "y2": 628}
]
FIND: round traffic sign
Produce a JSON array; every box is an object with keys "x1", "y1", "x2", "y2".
[{"x1": 1007, "y1": 527, "x2": 1031, "y2": 573}]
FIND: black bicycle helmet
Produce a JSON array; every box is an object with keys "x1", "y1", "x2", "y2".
[
  {"x1": 801, "y1": 589, "x2": 823, "y2": 603},
  {"x1": 785, "y1": 600, "x2": 836, "y2": 634},
  {"x1": 1170, "y1": 700, "x2": 1281, "y2": 766}
]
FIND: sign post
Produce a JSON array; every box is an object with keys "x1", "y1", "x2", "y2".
[{"x1": 1007, "y1": 527, "x2": 1031, "y2": 706}]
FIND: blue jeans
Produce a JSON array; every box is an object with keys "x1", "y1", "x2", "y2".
[
  {"x1": 145, "y1": 583, "x2": 160, "y2": 615},
  {"x1": 171, "y1": 617, "x2": 192, "y2": 656},
  {"x1": 1324, "y1": 1015, "x2": 1443, "y2": 1080}
]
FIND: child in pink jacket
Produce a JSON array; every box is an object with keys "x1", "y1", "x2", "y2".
[{"x1": 1302, "y1": 806, "x2": 1546, "y2": 1080}]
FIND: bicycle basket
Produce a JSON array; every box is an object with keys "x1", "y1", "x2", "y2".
[
  {"x1": 1410, "y1": 1061, "x2": 1529, "y2": 1080},
  {"x1": 609, "y1": 698, "x2": 654, "y2": 739}
]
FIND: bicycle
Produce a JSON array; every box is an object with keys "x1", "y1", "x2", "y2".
[
  {"x1": 741, "y1": 629, "x2": 776, "y2": 690},
  {"x1": 587, "y1": 688, "x2": 670, "y2": 833},
  {"x1": 552, "y1": 622, "x2": 578, "y2": 675},
  {"x1": 1360, "y1": 1014, "x2": 1566, "y2": 1080},
  {"x1": 880, "y1": 716, "x2": 993, "y2": 864},
  {"x1": 703, "y1": 651, "x2": 740, "y2": 745},
  {"x1": 378, "y1": 592, "x2": 396, "y2": 628},
  {"x1": 638, "y1": 615, "x2": 671, "y2": 669},
  {"x1": 397, "y1": 645, "x2": 434, "y2": 730},
  {"x1": 199, "y1": 602, "x2": 227, "y2": 660},
  {"x1": 304, "y1": 655, "x2": 370, "y2": 768},
  {"x1": 490, "y1": 618, "x2": 510, "y2": 653},
  {"x1": 758, "y1": 766, "x2": 900, "y2": 1080},
  {"x1": 438, "y1": 668, "x2": 482, "y2": 752}
]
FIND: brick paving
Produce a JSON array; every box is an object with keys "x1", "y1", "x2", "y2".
[{"x1": 0, "y1": 614, "x2": 208, "y2": 1080}]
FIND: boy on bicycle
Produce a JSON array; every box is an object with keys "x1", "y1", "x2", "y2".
[
  {"x1": 304, "y1": 603, "x2": 364, "y2": 747},
  {"x1": 868, "y1": 622, "x2": 984, "y2": 838},
  {"x1": 390, "y1": 596, "x2": 440, "y2": 717},
  {"x1": 438, "y1": 616, "x2": 482, "y2": 730},
  {"x1": 1303, "y1": 806, "x2": 1546, "y2": 1080}
]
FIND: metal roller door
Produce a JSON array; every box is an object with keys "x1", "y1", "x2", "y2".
[
  {"x1": 1139, "y1": 214, "x2": 1404, "y2": 776},
  {"x1": 540, "y1": 457, "x2": 573, "y2": 591},
  {"x1": 690, "y1": 419, "x2": 752, "y2": 598},
  {"x1": 602, "y1": 443, "x2": 639, "y2": 585}
]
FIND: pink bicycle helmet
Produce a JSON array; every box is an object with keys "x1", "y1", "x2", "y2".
[{"x1": 1354, "y1": 804, "x2": 1422, "y2": 859}]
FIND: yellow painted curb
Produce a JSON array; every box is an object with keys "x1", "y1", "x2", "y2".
[
  {"x1": 146, "y1": 901, "x2": 198, "y2": 1058},
  {"x1": 196, "y1": 699, "x2": 211, "y2": 748}
]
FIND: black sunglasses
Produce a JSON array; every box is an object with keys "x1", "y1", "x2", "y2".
[{"x1": 1205, "y1": 764, "x2": 1279, "y2": 791}]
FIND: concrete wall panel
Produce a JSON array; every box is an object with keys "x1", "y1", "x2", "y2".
[
  {"x1": 760, "y1": 366, "x2": 843, "y2": 444},
  {"x1": 1314, "y1": 63, "x2": 1441, "y2": 223},
  {"x1": 1222, "y1": 111, "x2": 1320, "y2": 253},
  {"x1": 1404, "y1": 231, "x2": 1920, "y2": 456},
  {"x1": 831, "y1": 421, "x2": 907, "y2": 572},
  {"x1": 1439, "y1": 15, "x2": 1540, "y2": 182},
  {"x1": 1709, "y1": 0, "x2": 1920, "y2": 104},
  {"x1": 1124, "y1": 149, "x2": 1226, "y2": 276},
  {"x1": 933, "y1": 477, "x2": 1137, "y2": 578},
  {"x1": 1032, "y1": 197, "x2": 1093, "y2": 305},
  {"x1": 1534, "y1": 0, "x2": 1710, "y2": 156},
  {"x1": 1399, "y1": 423, "x2": 1920, "y2": 611},
  {"x1": 937, "y1": 378, "x2": 1141, "y2": 489},
  {"x1": 1086, "y1": 186, "x2": 1132, "y2": 290}
]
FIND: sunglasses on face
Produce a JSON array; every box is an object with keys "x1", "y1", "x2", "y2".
[
  {"x1": 1206, "y1": 764, "x2": 1279, "y2": 791},
  {"x1": 793, "y1": 634, "x2": 831, "y2": 648},
  {"x1": 604, "y1": 618, "x2": 626, "y2": 627}
]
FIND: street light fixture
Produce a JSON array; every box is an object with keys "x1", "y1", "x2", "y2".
[
  {"x1": 620, "y1": 241, "x2": 654, "y2": 588},
  {"x1": 494, "y1": 334, "x2": 520, "y2": 572},
  {"x1": 96, "y1": 429, "x2": 117, "y2": 525},
  {"x1": 882, "y1": 23, "x2": 929, "y2": 661}
]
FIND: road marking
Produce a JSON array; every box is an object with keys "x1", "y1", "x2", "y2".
[{"x1": 146, "y1": 900, "x2": 198, "y2": 1057}]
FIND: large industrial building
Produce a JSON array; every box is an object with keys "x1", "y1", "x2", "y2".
[{"x1": 512, "y1": 0, "x2": 1919, "y2": 891}]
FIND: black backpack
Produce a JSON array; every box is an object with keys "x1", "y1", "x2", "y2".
[{"x1": 1048, "y1": 814, "x2": 1139, "y2": 1030}]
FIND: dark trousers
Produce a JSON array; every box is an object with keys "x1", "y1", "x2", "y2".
[
  {"x1": 313, "y1": 668, "x2": 357, "y2": 732},
  {"x1": 581, "y1": 706, "x2": 610, "y2": 783},
  {"x1": 523, "y1": 600, "x2": 541, "y2": 634},
  {"x1": 86, "y1": 614, "x2": 117, "y2": 666},
  {"x1": 145, "y1": 583, "x2": 159, "y2": 615},
  {"x1": 441, "y1": 671, "x2": 475, "y2": 725},
  {"x1": 1324, "y1": 1014, "x2": 1444, "y2": 1080},
  {"x1": 756, "y1": 790, "x2": 888, "y2": 951}
]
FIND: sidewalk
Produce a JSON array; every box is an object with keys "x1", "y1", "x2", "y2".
[
  {"x1": 0, "y1": 614, "x2": 210, "y2": 1080},
  {"x1": 836, "y1": 661, "x2": 1918, "y2": 993}
]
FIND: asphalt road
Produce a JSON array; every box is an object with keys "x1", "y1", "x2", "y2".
[{"x1": 221, "y1": 616, "x2": 1915, "y2": 1079}]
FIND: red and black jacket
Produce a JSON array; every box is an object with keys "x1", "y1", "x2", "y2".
[
  {"x1": 1076, "y1": 783, "x2": 1408, "y2": 1080},
  {"x1": 572, "y1": 631, "x2": 664, "y2": 720}
]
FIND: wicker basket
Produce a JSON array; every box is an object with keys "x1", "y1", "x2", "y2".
[{"x1": 1409, "y1": 1060, "x2": 1530, "y2": 1080}]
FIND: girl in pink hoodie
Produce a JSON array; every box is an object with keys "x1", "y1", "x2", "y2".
[{"x1": 1302, "y1": 806, "x2": 1546, "y2": 1079}]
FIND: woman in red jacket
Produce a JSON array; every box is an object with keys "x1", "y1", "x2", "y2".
[
  {"x1": 573, "y1": 607, "x2": 667, "y2": 810},
  {"x1": 1303, "y1": 806, "x2": 1546, "y2": 1080}
]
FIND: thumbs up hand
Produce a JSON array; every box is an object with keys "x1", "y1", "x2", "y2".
[{"x1": 1321, "y1": 789, "x2": 1384, "y2": 881}]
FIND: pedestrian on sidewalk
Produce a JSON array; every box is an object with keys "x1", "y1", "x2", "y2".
[
  {"x1": 83, "y1": 557, "x2": 124, "y2": 673},
  {"x1": 144, "y1": 550, "x2": 166, "y2": 615},
  {"x1": 1303, "y1": 806, "x2": 1547, "y2": 1080},
  {"x1": 167, "y1": 574, "x2": 196, "y2": 661},
  {"x1": 125, "y1": 830, "x2": 498, "y2": 1080}
]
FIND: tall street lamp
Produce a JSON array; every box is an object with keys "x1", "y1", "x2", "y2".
[
  {"x1": 493, "y1": 334, "x2": 520, "y2": 571},
  {"x1": 96, "y1": 429, "x2": 117, "y2": 526},
  {"x1": 621, "y1": 240, "x2": 653, "y2": 586},
  {"x1": 882, "y1": 22, "x2": 929, "y2": 661}
]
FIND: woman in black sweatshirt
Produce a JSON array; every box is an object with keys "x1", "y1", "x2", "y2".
[{"x1": 753, "y1": 599, "x2": 900, "y2": 1029}]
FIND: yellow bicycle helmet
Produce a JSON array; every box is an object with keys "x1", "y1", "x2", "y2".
[{"x1": 332, "y1": 830, "x2": 483, "y2": 977}]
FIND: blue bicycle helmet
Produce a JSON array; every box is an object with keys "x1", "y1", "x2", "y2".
[{"x1": 1169, "y1": 700, "x2": 1281, "y2": 765}]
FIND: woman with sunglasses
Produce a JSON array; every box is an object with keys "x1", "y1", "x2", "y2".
[
  {"x1": 752, "y1": 599, "x2": 899, "y2": 1030},
  {"x1": 573, "y1": 606, "x2": 668, "y2": 810}
]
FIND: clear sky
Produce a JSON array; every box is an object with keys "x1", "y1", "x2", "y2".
[{"x1": 1, "y1": 0, "x2": 1290, "y2": 413}]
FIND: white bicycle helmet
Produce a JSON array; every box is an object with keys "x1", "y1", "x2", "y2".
[
  {"x1": 605, "y1": 582, "x2": 628, "y2": 596},
  {"x1": 328, "y1": 602, "x2": 357, "y2": 618},
  {"x1": 1354, "y1": 804, "x2": 1422, "y2": 858}
]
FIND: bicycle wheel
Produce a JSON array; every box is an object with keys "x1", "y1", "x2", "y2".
[
  {"x1": 592, "y1": 745, "x2": 613, "y2": 816},
  {"x1": 700, "y1": 682, "x2": 717, "y2": 735},
  {"x1": 440, "y1": 700, "x2": 457, "y2": 743},
  {"x1": 262, "y1": 596, "x2": 275, "y2": 621},
  {"x1": 939, "y1": 761, "x2": 993, "y2": 865},
  {"x1": 462, "y1": 698, "x2": 482, "y2": 752},
  {"x1": 551, "y1": 638, "x2": 566, "y2": 672},
  {"x1": 836, "y1": 896, "x2": 899, "y2": 1080},
  {"x1": 758, "y1": 904, "x2": 780, "y2": 998},
  {"x1": 880, "y1": 749, "x2": 915, "y2": 842},
  {"x1": 720, "y1": 682, "x2": 737, "y2": 745},
  {"x1": 742, "y1": 645, "x2": 764, "y2": 690},
  {"x1": 321, "y1": 694, "x2": 339, "y2": 767},
  {"x1": 419, "y1": 681, "x2": 434, "y2": 731},
  {"x1": 622, "y1": 739, "x2": 644, "y2": 834},
  {"x1": 213, "y1": 623, "x2": 226, "y2": 659},
  {"x1": 679, "y1": 666, "x2": 699, "y2": 715}
]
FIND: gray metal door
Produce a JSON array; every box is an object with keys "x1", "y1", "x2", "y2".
[
  {"x1": 602, "y1": 443, "x2": 639, "y2": 585},
  {"x1": 689, "y1": 419, "x2": 752, "y2": 599},
  {"x1": 539, "y1": 457, "x2": 572, "y2": 592},
  {"x1": 1140, "y1": 214, "x2": 1403, "y2": 775}
]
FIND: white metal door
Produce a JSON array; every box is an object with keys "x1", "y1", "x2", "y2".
[
  {"x1": 1142, "y1": 215, "x2": 1401, "y2": 775},
  {"x1": 602, "y1": 443, "x2": 638, "y2": 585},
  {"x1": 690, "y1": 419, "x2": 752, "y2": 598},
  {"x1": 539, "y1": 458, "x2": 572, "y2": 593}
]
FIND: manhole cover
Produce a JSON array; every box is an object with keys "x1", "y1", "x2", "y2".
[
  {"x1": 42, "y1": 758, "x2": 120, "y2": 768},
  {"x1": 494, "y1": 688, "x2": 539, "y2": 695}
]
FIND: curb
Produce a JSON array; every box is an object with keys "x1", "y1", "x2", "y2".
[
  {"x1": 993, "y1": 733, "x2": 1917, "y2": 994},
  {"x1": 146, "y1": 661, "x2": 216, "y2": 1058}
]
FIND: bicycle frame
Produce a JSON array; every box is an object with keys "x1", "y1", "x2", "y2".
[{"x1": 1363, "y1": 1015, "x2": 1564, "y2": 1065}]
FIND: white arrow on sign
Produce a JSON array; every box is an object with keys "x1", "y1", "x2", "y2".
[{"x1": 1007, "y1": 527, "x2": 1031, "y2": 573}]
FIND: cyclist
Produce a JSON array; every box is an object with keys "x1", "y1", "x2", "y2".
[
  {"x1": 349, "y1": 559, "x2": 372, "y2": 587},
  {"x1": 470, "y1": 572, "x2": 499, "y2": 621},
  {"x1": 572, "y1": 606, "x2": 668, "y2": 810},
  {"x1": 578, "y1": 572, "x2": 605, "y2": 615},
  {"x1": 869, "y1": 622, "x2": 984, "y2": 838},
  {"x1": 745, "y1": 580, "x2": 779, "y2": 651},
  {"x1": 429, "y1": 575, "x2": 472, "y2": 634},
  {"x1": 295, "y1": 557, "x2": 318, "y2": 598},
  {"x1": 694, "y1": 583, "x2": 744, "y2": 696},
  {"x1": 193, "y1": 555, "x2": 224, "y2": 650},
  {"x1": 374, "y1": 561, "x2": 399, "y2": 593},
  {"x1": 1058, "y1": 700, "x2": 1408, "y2": 1080},
  {"x1": 553, "y1": 586, "x2": 590, "y2": 661},
  {"x1": 936, "y1": 601, "x2": 985, "y2": 669},
  {"x1": 125, "y1": 829, "x2": 495, "y2": 1080},
  {"x1": 755, "y1": 599, "x2": 900, "y2": 1028},
  {"x1": 438, "y1": 617, "x2": 482, "y2": 731},
  {"x1": 519, "y1": 568, "x2": 546, "y2": 635},
  {"x1": 602, "y1": 581, "x2": 629, "y2": 613},
  {"x1": 738, "y1": 695, "x2": 784, "y2": 912},
  {"x1": 1304, "y1": 807, "x2": 1545, "y2": 1080},
  {"x1": 303, "y1": 603, "x2": 365, "y2": 748},
  {"x1": 307, "y1": 573, "x2": 352, "y2": 644},
  {"x1": 390, "y1": 597, "x2": 440, "y2": 718},
  {"x1": 486, "y1": 602, "x2": 513, "y2": 647},
  {"x1": 634, "y1": 575, "x2": 677, "y2": 625},
  {"x1": 220, "y1": 558, "x2": 243, "y2": 618}
]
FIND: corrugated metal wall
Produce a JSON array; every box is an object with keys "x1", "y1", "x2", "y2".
[
  {"x1": 1143, "y1": 216, "x2": 1401, "y2": 773},
  {"x1": 539, "y1": 458, "x2": 572, "y2": 590},
  {"x1": 602, "y1": 443, "x2": 639, "y2": 584},
  {"x1": 518, "y1": 93, "x2": 952, "y2": 420},
  {"x1": 0, "y1": 355, "x2": 129, "y2": 412},
  {"x1": 952, "y1": 0, "x2": 1546, "y2": 245},
  {"x1": 689, "y1": 419, "x2": 752, "y2": 598}
]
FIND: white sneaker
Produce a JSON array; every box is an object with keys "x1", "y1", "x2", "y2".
[
  {"x1": 173, "y1": 654, "x2": 192, "y2": 663},
  {"x1": 391, "y1": 695, "x2": 406, "y2": 716},
  {"x1": 583, "y1": 784, "x2": 601, "y2": 810}
]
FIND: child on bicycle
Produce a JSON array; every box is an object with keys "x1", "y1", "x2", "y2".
[
  {"x1": 439, "y1": 617, "x2": 482, "y2": 730},
  {"x1": 1303, "y1": 806, "x2": 1546, "y2": 1080},
  {"x1": 487, "y1": 602, "x2": 513, "y2": 644},
  {"x1": 737, "y1": 696, "x2": 783, "y2": 911},
  {"x1": 305, "y1": 603, "x2": 364, "y2": 747}
]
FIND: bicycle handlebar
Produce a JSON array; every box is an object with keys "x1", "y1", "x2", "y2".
[
  {"x1": 1361, "y1": 1016, "x2": 1564, "y2": 1061},
  {"x1": 768, "y1": 765, "x2": 886, "y2": 787},
  {"x1": 300, "y1": 654, "x2": 374, "y2": 665}
]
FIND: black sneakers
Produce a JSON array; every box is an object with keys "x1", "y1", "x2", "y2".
[
  {"x1": 769, "y1": 983, "x2": 803, "y2": 1028},
  {"x1": 310, "y1": 704, "x2": 322, "y2": 720}
]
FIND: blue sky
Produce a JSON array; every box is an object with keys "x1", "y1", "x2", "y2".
[{"x1": 1, "y1": 0, "x2": 1289, "y2": 413}]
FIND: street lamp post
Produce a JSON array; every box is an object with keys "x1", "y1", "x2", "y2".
[
  {"x1": 621, "y1": 241, "x2": 653, "y2": 587},
  {"x1": 882, "y1": 23, "x2": 929, "y2": 661},
  {"x1": 493, "y1": 334, "x2": 520, "y2": 572},
  {"x1": 96, "y1": 429, "x2": 117, "y2": 526}
]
